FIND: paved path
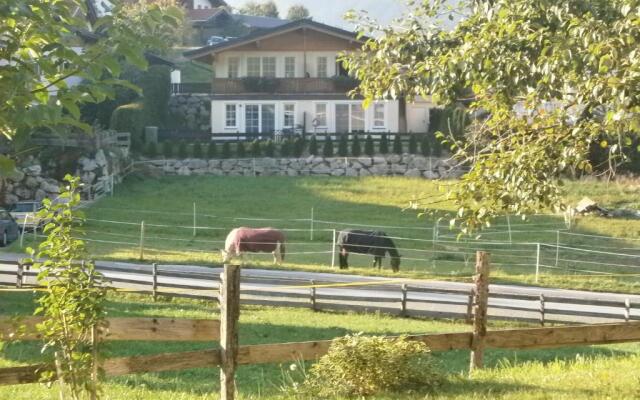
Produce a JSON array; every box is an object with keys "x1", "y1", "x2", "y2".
[{"x1": 1, "y1": 252, "x2": 638, "y2": 324}]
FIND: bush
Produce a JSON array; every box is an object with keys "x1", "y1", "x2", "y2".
[
  {"x1": 364, "y1": 135, "x2": 375, "y2": 156},
  {"x1": 338, "y1": 135, "x2": 349, "y2": 157},
  {"x1": 162, "y1": 141, "x2": 173, "y2": 158},
  {"x1": 408, "y1": 135, "x2": 418, "y2": 154},
  {"x1": 298, "y1": 334, "x2": 441, "y2": 398},
  {"x1": 280, "y1": 139, "x2": 292, "y2": 157},
  {"x1": 192, "y1": 142, "x2": 203, "y2": 158},
  {"x1": 323, "y1": 136, "x2": 334, "y2": 157},
  {"x1": 432, "y1": 136, "x2": 443, "y2": 157},
  {"x1": 145, "y1": 141, "x2": 157, "y2": 158},
  {"x1": 207, "y1": 142, "x2": 217, "y2": 159},
  {"x1": 351, "y1": 135, "x2": 361, "y2": 157},
  {"x1": 249, "y1": 140, "x2": 262, "y2": 157},
  {"x1": 393, "y1": 135, "x2": 403, "y2": 154},
  {"x1": 221, "y1": 142, "x2": 231, "y2": 159},
  {"x1": 379, "y1": 134, "x2": 389, "y2": 154},
  {"x1": 420, "y1": 135, "x2": 431, "y2": 156},
  {"x1": 264, "y1": 140, "x2": 275, "y2": 157},
  {"x1": 236, "y1": 141, "x2": 246, "y2": 158},
  {"x1": 308, "y1": 136, "x2": 318, "y2": 156},
  {"x1": 110, "y1": 102, "x2": 144, "y2": 152},
  {"x1": 293, "y1": 137, "x2": 305, "y2": 157},
  {"x1": 177, "y1": 141, "x2": 188, "y2": 159}
]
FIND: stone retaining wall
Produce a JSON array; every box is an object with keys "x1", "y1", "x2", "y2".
[{"x1": 139, "y1": 155, "x2": 463, "y2": 179}]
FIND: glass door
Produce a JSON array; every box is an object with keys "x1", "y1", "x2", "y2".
[
  {"x1": 335, "y1": 104, "x2": 350, "y2": 133},
  {"x1": 261, "y1": 104, "x2": 275, "y2": 134},
  {"x1": 245, "y1": 105, "x2": 260, "y2": 134}
]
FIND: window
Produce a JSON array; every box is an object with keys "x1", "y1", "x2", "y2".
[
  {"x1": 335, "y1": 104, "x2": 349, "y2": 133},
  {"x1": 244, "y1": 104, "x2": 276, "y2": 134},
  {"x1": 262, "y1": 57, "x2": 276, "y2": 78},
  {"x1": 227, "y1": 57, "x2": 239, "y2": 78},
  {"x1": 247, "y1": 57, "x2": 261, "y2": 77},
  {"x1": 373, "y1": 103, "x2": 386, "y2": 128},
  {"x1": 284, "y1": 57, "x2": 296, "y2": 78},
  {"x1": 283, "y1": 104, "x2": 295, "y2": 128},
  {"x1": 314, "y1": 103, "x2": 327, "y2": 127},
  {"x1": 225, "y1": 104, "x2": 237, "y2": 128},
  {"x1": 317, "y1": 56, "x2": 328, "y2": 78},
  {"x1": 351, "y1": 104, "x2": 365, "y2": 133},
  {"x1": 262, "y1": 104, "x2": 275, "y2": 133},
  {"x1": 245, "y1": 105, "x2": 260, "y2": 133}
]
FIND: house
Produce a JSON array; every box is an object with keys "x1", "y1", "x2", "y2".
[{"x1": 182, "y1": 19, "x2": 433, "y2": 138}]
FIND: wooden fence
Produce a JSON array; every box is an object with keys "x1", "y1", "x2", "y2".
[{"x1": 3, "y1": 254, "x2": 640, "y2": 399}]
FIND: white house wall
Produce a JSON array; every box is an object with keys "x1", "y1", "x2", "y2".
[
  {"x1": 213, "y1": 51, "x2": 338, "y2": 78},
  {"x1": 211, "y1": 100, "x2": 400, "y2": 134}
]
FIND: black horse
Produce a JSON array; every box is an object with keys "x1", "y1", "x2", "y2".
[{"x1": 336, "y1": 229, "x2": 401, "y2": 272}]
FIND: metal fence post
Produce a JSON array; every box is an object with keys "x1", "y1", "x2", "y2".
[
  {"x1": 555, "y1": 231, "x2": 561, "y2": 268},
  {"x1": 535, "y1": 243, "x2": 541, "y2": 283},
  {"x1": 331, "y1": 230, "x2": 337, "y2": 268},
  {"x1": 469, "y1": 251, "x2": 490, "y2": 374},
  {"x1": 139, "y1": 221, "x2": 145, "y2": 261},
  {"x1": 220, "y1": 264, "x2": 241, "y2": 400},
  {"x1": 309, "y1": 207, "x2": 314, "y2": 241},
  {"x1": 193, "y1": 202, "x2": 197, "y2": 237},
  {"x1": 506, "y1": 214, "x2": 512, "y2": 244}
]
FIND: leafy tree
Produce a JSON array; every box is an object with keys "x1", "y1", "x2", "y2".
[
  {"x1": 236, "y1": 141, "x2": 246, "y2": 158},
  {"x1": 408, "y1": 135, "x2": 418, "y2": 154},
  {"x1": 342, "y1": 0, "x2": 640, "y2": 232},
  {"x1": 0, "y1": 0, "x2": 182, "y2": 169},
  {"x1": 238, "y1": 1, "x2": 279, "y2": 18},
  {"x1": 351, "y1": 135, "x2": 361, "y2": 157},
  {"x1": 308, "y1": 136, "x2": 319, "y2": 156},
  {"x1": 192, "y1": 142, "x2": 203, "y2": 158},
  {"x1": 207, "y1": 142, "x2": 218, "y2": 159},
  {"x1": 392, "y1": 135, "x2": 403, "y2": 155},
  {"x1": 221, "y1": 142, "x2": 232, "y2": 159},
  {"x1": 264, "y1": 139, "x2": 275, "y2": 157},
  {"x1": 379, "y1": 134, "x2": 389, "y2": 154},
  {"x1": 287, "y1": 4, "x2": 310, "y2": 20},
  {"x1": 338, "y1": 135, "x2": 349, "y2": 157},
  {"x1": 364, "y1": 135, "x2": 375, "y2": 156},
  {"x1": 323, "y1": 136, "x2": 334, "y2": 157},
  {"x1": 26, "y1": 176, "x2": 108, "y2": 399}
]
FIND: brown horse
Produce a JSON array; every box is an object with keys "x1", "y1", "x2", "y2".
[{"x1": 221, "y1": 227, "x2": 286, "y2": 264}]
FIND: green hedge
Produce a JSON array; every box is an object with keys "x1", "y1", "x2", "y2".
[{"x1": 110, "y1": 102, "x2": 144, "y2": 152}]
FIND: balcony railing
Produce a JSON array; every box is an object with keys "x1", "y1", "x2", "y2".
[{"x1": 171, "y1": 77, "x2": 359, "y2": 95}]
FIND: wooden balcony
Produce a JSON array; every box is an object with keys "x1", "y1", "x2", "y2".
[{"x1": 171, "y1": 78, "x2": 359, "y2": 95}]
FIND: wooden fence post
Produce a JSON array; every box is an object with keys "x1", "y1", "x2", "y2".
[
  {"x1": 465, "y1": 288, "x2": 475, "y2": 325},
  {"x1": 539, "y1": 294, "x2": 546, "y2": 326},
  {"x1": 16, "y1": 262, "x2": 23, "y2": 289},
  {"x1": 219, "y1": 264, "x2": 241, "y2": 400},
  {"x1": 309, "y1": 280, "x2": 317, "y2": 311},
  {"x1": 625, "y1": 298, "x2": 631, "y2": 322},
  {"x1": 400, "y1": 284, "x2": 408, "y2": 317},
  {"x1": 469, "y1": 251, "x2": 490, "y2": 374},
  {"x1": 152, "y1": 263, "x2": 158, "y2": 301}
]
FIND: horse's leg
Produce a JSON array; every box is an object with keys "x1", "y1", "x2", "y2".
[
  {"x1": 274, "y1": 242, "x2": 282, "y2": 264},
  {"x1": 339, "y1": 248, "x2": 348, "y2": 269},
  {"x1": 371, "y1": 257, "x2": 378, "y2": 269}
]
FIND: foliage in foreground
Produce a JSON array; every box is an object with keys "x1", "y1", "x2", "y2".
[
  {"x1": 26, "y1": 176, "x2": 108, "y2": 399},
  {"x1": 293, "y1": 334, "x2": 441, "y2": 398}
]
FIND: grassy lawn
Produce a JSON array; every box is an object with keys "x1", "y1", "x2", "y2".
[
  {"x1": 5, "y1": 176, "x2": 640, "y2": 292},
  {"x1": 1, "y1": 291, "x2": 640, "y2": 399}
]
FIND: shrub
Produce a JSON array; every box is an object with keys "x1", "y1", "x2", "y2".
[
  {"x1": 351, "y1": 135, "x2": 361, "y2": 157},
  {"x1": 145, "y1": 141, "x2": 157, "y2": 158},
  {"x1": 298, "y1": 334, "x2": 441, "y2": 398},
  {"x1": 192, "y1": 142, "x2": 203, "y2": 158},
  {"x1": 364, "y1": 135, "x2": 375, "y2": 156},
  {"x1": 236, "y1": 141, "x2": 246, "y2": 158},
  {"x1": 249, "y1": 140, "x2": 262, "y2": 157},
  {"x1": 432, "y1": 136, "x2": 443, "y2": 157},
  {"x1": 323, "y1": 136, "x2": 334, "y2": 157},
  {"x1": 162, "y1": 141, "x2": 173, "y2": 158},
  {"x1": 408, "y1": 135, "x2": 418, "y2": 154},
  {"x1": 293, "y1": 137, "x2": 305, "y2": 157},
  {"x1": 379, "y1": 134, "x2": 389, "y2": 154},
  {"x1": 110, "y1": 102, "x2": 144, "y2": 152},
  {"x1": 420, "y1": 135, "x2": 431, "y2": 156},
  {"x1": 308, "y1": 136, "x2": 318, "y2": 156},
  {"x1": 338, "y1": 134, "x2": 349, "y2": 157},
  {"x1": 221, "y1": 142, "x2": 231, "y2": 159},
  {"x1": 207, "y1": 142, "x2": 217, "y2": 159},
  {"x1": 264, "y1": 140, "x2": 275, "y2": 157},
  {"x1": 393, "y1": 135, "x2": 403, "y2": 154},
  {"x1": 280, "y1": 139, "x2": 292, "y2": 157},
  {"x1": 177, "y1": 140, "x2": 188, "y2": 159}
]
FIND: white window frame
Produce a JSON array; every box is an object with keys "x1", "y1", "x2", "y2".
[
  {"x1": 227, "y1": 57, "x2": 239, "y2": 78},
  {"x1": 314, "y1": 103, "x2": 328, "y2": 127},
  {"x1": 283, "y1": 103, "x2": 296, "y2": 129},
  {"x1": 225, "y1": 104, "x2": 237, "y2": 129},
  {"x1": 317, "y1": 56, "x2": 328, "y2": 78},
  {"x1": 373, "y1": 103, "x2": 386, "y2": 129},
  {"x1": 243, "y1": 103, "x2": 277, "y2": 134},
  {"x1": 334, "y1": 102, "x2": 368, "y2": 133},
  {"x1": 284, "y1": 56, "x2": 296, "y2": 78},
  {"x1": 247, "y1": 57, "x2": 261, "y2": 77},
  {"x1": 262, "y1": 57, "x2": 276, "y2": 78}
]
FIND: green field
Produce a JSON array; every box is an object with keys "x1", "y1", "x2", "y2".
[
  {"x1": 7, "y1": 176, "x2": 640, "y2": 292},
  {"x1": 1, "y1": 291, "x2": 640, "y2": 399}
]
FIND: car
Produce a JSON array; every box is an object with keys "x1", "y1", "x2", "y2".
[
  {"x1": 10, "y1": 201, "x2": 43, "y2": 231},
  {"x1": 0, "y1": 208, "x2": 20, "y2": 246}
]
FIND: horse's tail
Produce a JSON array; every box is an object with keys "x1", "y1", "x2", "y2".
[{"x1": 385, "y1": 237, "x2": 401, "y2": 272}]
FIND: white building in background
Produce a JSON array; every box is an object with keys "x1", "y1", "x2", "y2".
[{"x1": 182, "y1": 19, "x2": 434, "y2": 138}]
